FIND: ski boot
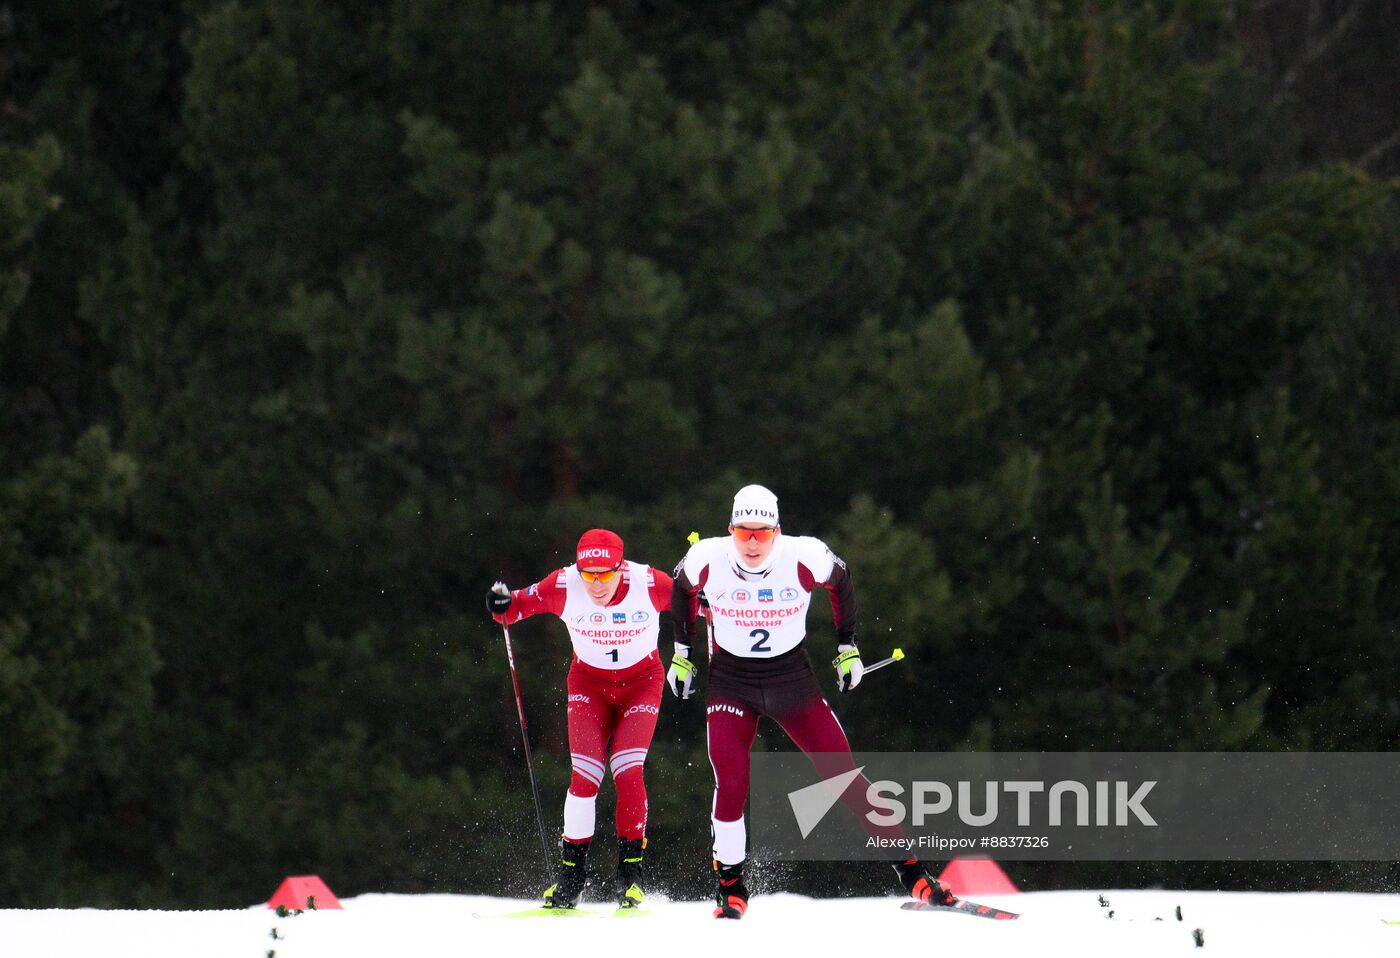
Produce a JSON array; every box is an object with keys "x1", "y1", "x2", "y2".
[
  {"x1": 542, "y1": 839, "x2": 591, "y2": 909},
  {"x1": 713, "y1": 859, "x2": 748, "y2": 919},
  {"x1": 893, "y1": 859, "x2": 954, "y2": 906},
  {"x1": 616, "y1": 837, "x2": 646, "y2": 908}
]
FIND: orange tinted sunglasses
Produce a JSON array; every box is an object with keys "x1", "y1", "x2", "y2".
[
  {"x1": 730, "y1": 525, "x2": 779, "y2": 543},
  {"x1": 579, "y1": 565, "x2": 622, "y2": 583}
]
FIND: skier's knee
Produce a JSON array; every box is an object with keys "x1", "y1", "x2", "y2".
[
  {"x1": 569, "y1": 753, "x2": 603, "y2": 798},
  {"x1": 568, "y1": 773, "x2": 600, "y2": 799},
  {"x1": 609, "y1": 747, "x2": 648, "y2": 781}
]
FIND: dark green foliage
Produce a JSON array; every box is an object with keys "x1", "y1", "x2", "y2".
[
  {"x1": 0, "y1": 428, "x2": 157, "y2": 904},
  {"x1": 1, "y1": 0, "x2": 1397, "y2": 906}
]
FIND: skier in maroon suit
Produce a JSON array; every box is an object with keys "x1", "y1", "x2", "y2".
[{"x1": 669, "y1": 485, "x2": 954, "y2": 918}]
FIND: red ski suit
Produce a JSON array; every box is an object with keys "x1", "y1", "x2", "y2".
[{"x1": 495, "y1": 564, "x2": 672, "y2": 841}]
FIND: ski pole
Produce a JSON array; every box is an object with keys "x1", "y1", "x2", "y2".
[
  {"x1": 862, "y1": 647, "x2": 905, "y2": 676},
  {"x1": 500, "y1": 622, "x2": 553, "y2": 879}
]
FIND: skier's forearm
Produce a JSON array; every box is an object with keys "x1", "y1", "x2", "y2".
[
  {"x1": 498, "y1": 573, "x2": 567, "y2": 625},
  {"x1": 670, "y1": 571, "x2": 699, "y2": 649},
  {"x1": 826, "y1": 560, "x2": 858, "y2": 644}
]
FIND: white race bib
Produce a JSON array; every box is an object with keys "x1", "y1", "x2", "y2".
[
  {"x1": 682, "y1": 536, "x2": 836, "y2": 658},
  {"x1": 559, "y1": 561, "x2": 661, "y2": 669}
]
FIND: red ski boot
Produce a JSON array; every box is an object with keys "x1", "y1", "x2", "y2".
[
  {"x1": 893, "y1": 859, "x2": 954, "y2": 906},
  {"x1": 713, "y1": 860, "x2": 748, "y2": 919}
]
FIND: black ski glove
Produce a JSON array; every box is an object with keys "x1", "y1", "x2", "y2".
[{"x1": 486, "y1": 581, "x2": 512, "y2": 616}]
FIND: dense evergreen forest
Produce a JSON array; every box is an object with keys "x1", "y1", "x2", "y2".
[{"x1": 2, "y1": 0, "x2": 1397, "y2": 906}]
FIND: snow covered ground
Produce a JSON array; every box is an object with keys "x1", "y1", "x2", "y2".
[{"x1": 4, "y1": 889, "x2": 1398, "y2": 958}]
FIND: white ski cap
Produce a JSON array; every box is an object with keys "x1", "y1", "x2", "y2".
[{"x1": 731, "y1": 484, "x2": 780, "y2": 527}]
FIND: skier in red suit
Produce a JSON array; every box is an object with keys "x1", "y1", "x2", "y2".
[
  {"x1": 669, "y1": 485, "x2": 954, "y2": 918},
  {"x1": 488, "y1": 529, "x2": 672, "y2": 909}
]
